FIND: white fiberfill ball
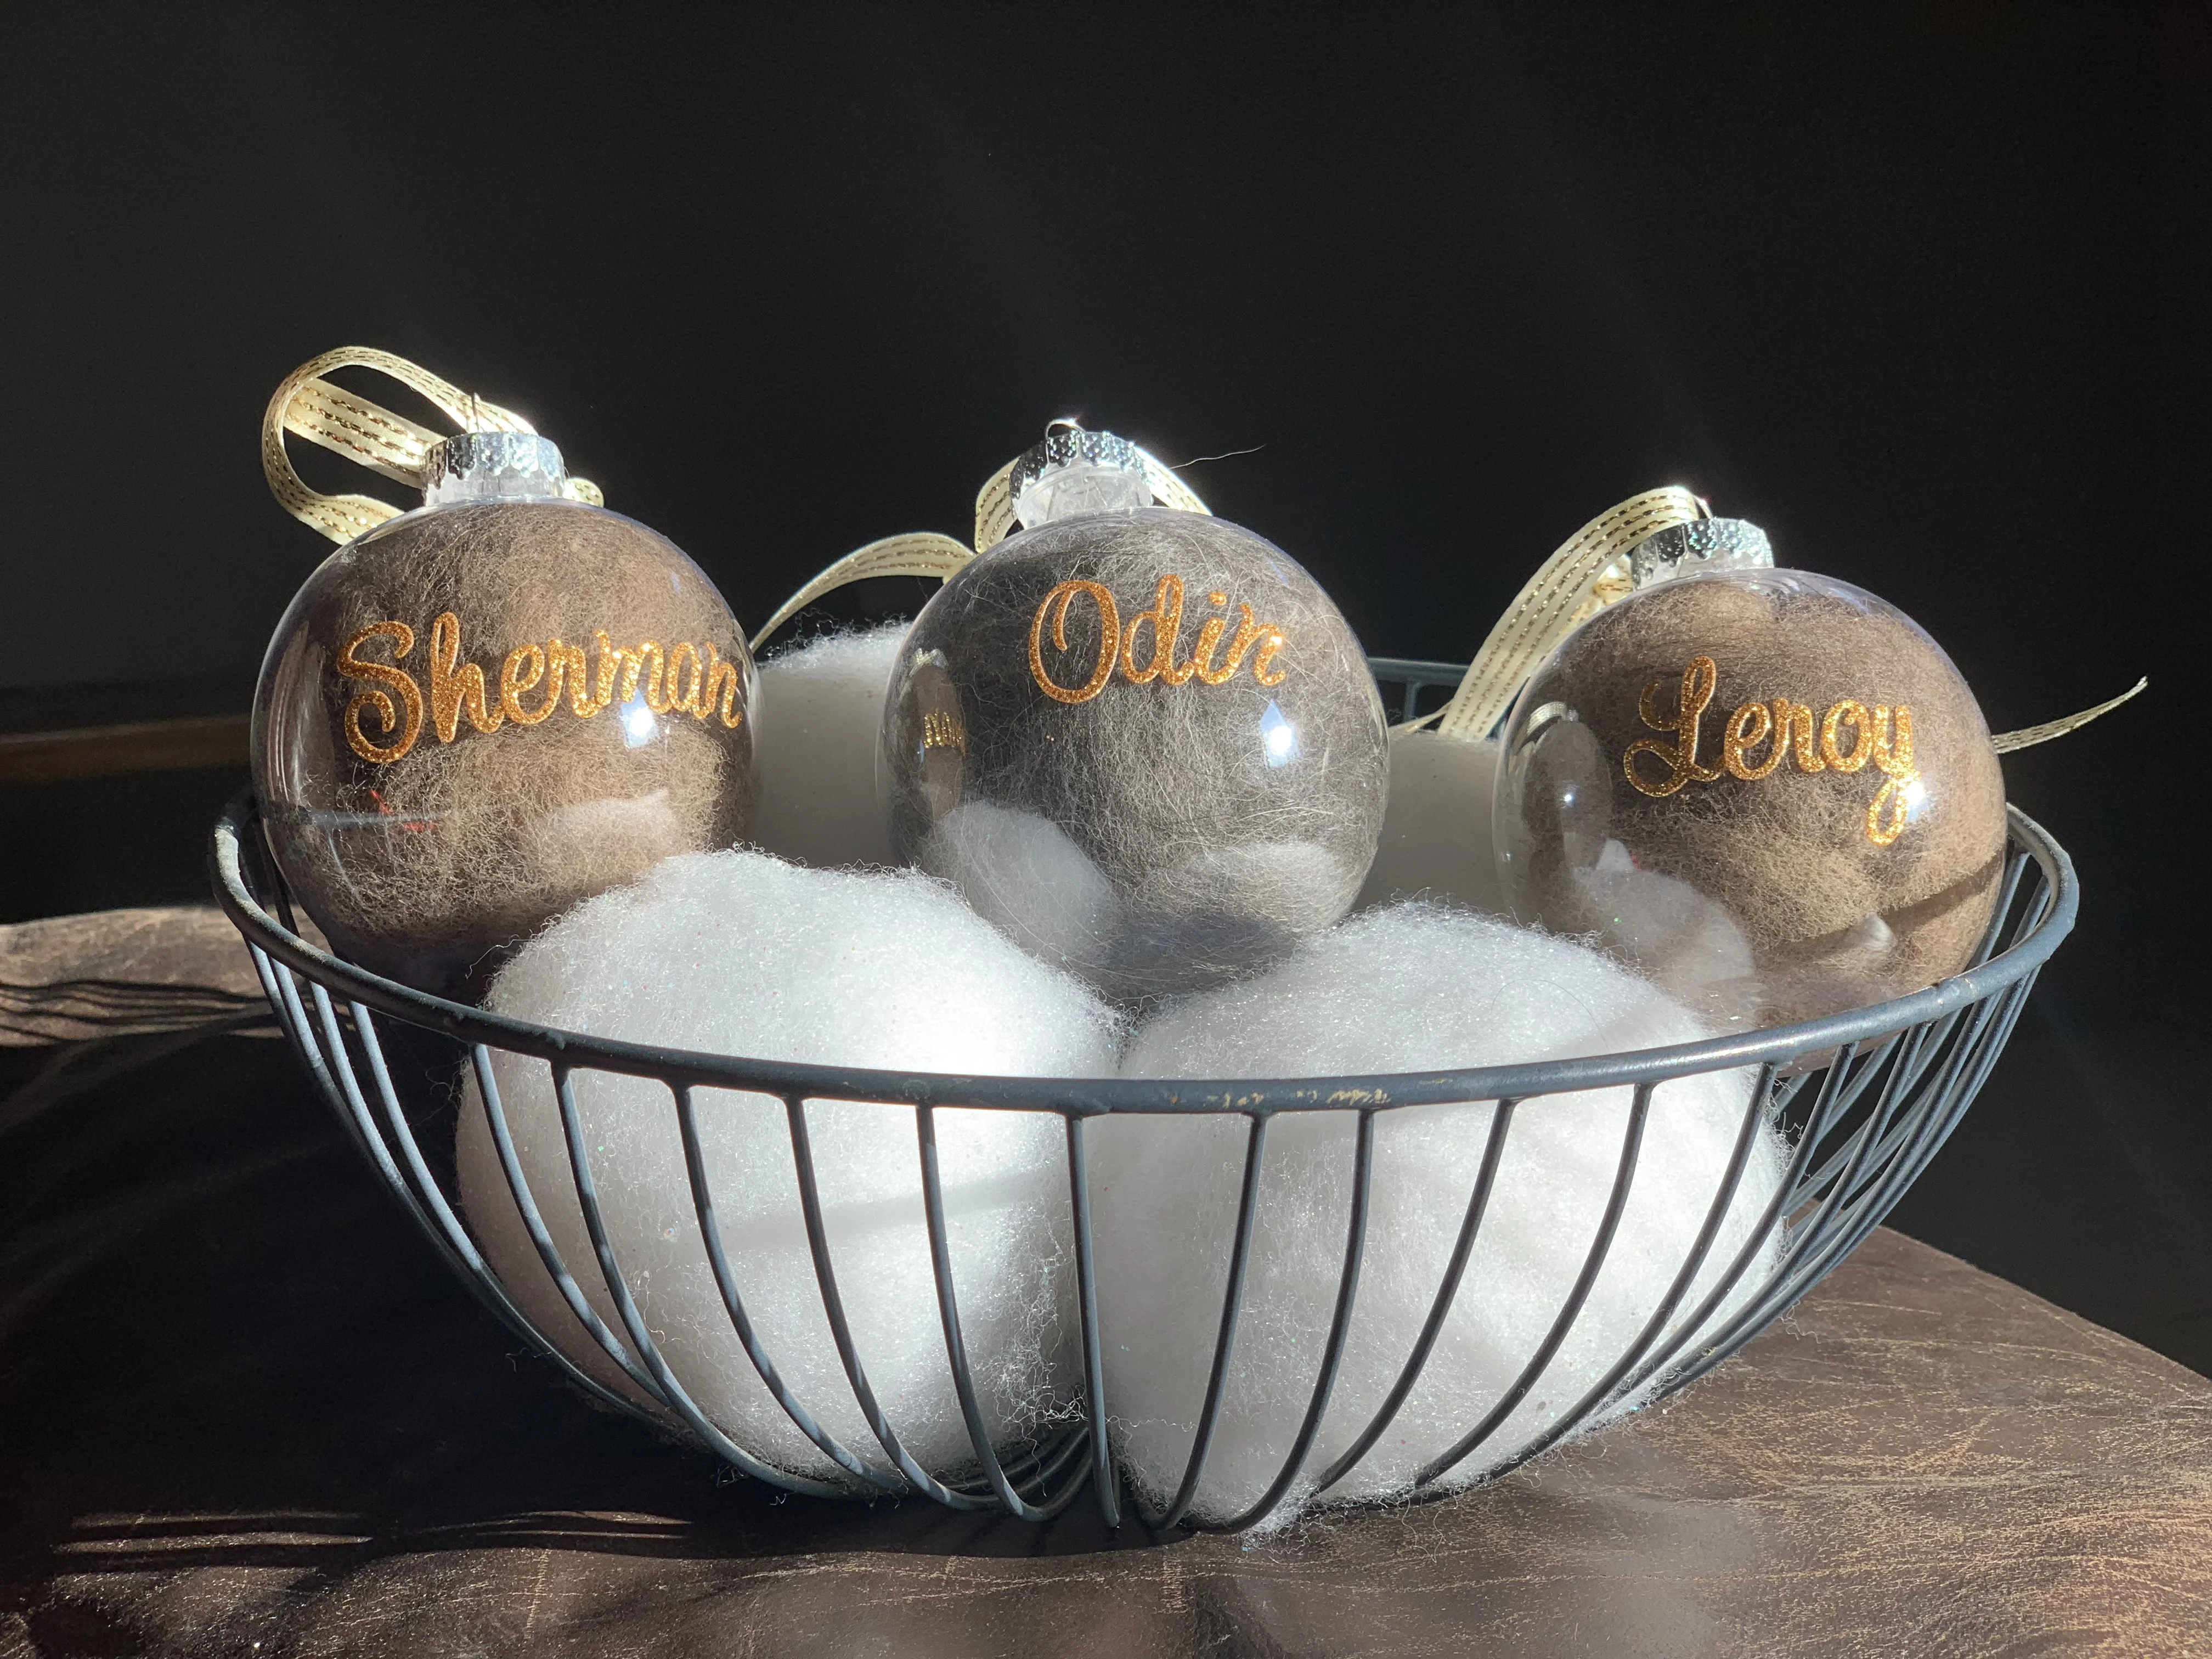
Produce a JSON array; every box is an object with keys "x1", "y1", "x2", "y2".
[
  {"x1": 457, "y1": 848, "x2": 1122, "y2": 1489},
  {"x1": 1093, "y1": 901, "x2": 1785, "y2": 1528},
  {"x1": 747, "y1": 623, "x2": 907, "y2": 868}
]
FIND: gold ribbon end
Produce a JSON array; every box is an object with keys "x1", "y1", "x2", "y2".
[{"x1": 1992, "y1": 677, "x2": 2147, "y2": 754}]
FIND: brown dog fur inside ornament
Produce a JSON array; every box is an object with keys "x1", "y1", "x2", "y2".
[
  {"x1": 255, "y1": 499, "x2": 754, "y2": 992},
  {"x1": 1494, "y1": 567, "x2": 2006, "y2": 1028}
]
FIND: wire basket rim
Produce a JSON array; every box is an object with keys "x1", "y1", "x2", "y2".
[{"x1": 209, "y1": 786, "x2": 2074, "y2": 1114}]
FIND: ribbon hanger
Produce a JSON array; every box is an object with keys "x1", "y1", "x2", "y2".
[
  {"x1": 747, "y1": 421, "x2": 1206, "y2": 655},
  {"x1": 263, "y1": 346, "x2": 603, "y2": 546},
  {"x1": 1415, "y1": 485, "x2": 2143, "y2": 752}
]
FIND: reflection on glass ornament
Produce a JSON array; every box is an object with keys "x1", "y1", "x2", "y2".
[
  {"x1": 1356, "y1": 729, "x2": 1507, "y2": 916},
  {"x1": 882, "y1": 428, "x2": 1389, "y2": 1000},
  {"x1": 1494, "y1": 531, "x2": 2006, "y2": 1028},
  {"x1": 255, "y1": 431, "x2": 755, "y2": 993}
]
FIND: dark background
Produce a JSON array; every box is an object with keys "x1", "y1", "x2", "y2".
[{"x1": 2, "y1": 6, "x2": 2204, "y2": 1368}]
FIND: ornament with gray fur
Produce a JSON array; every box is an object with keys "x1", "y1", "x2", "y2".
[{"x1": 883, "y1": 499, "x2": 1389, "y2": 1002}]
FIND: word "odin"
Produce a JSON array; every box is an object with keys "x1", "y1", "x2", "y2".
[
  {"x1": 1625, "y1": 656, "x2": 1923, "y2": 847},
  {"x1": 1028, "y1": 575, "x2": 1289, "y2": 704},
  {"x1": 336, "y1": 612, "x2": 743, "y2": 765}
]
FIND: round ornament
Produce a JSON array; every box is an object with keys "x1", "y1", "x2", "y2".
[
  {"x1": 1493, "y1": 547, "x2": 2006, "y2": 1028},
  {"x1": 881, "y1": 429, "x2": 1389, "y2": 1001},
  {"x1": 255, "y1": 430, "x2": 755, "y2": 993}
]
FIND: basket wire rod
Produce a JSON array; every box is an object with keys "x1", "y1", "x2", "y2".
[
  {"x1": 913, "y1": 1103, "x2": 1090, "y2": 1522},
  {"x1": 1805, "y1": 1009, "x2": 2019, "y2": 1305},
  {"x1": 241, "y1": 814, "x2": 303, "y2": 943},
  {"x1": 1822, "y1": 851, "x2": 2032, "y2": 1136},
  {"x1": 242, "y1": 940, "x2": 308, "y2": 1079},
  {"x1": 944, "y1": 1417, "x2": 1086, "y2": 1491},
  {"x1": 1671, "y1": 981, "x2": 2035, "y2": 1393},
  {"x1": 212, "y1": 798, "x2": 2076, "y2": 1127},
  {"x1": 947, "y1": 1425, "x2": 1095, "y2": 1504},
  {"x1": 260, "y1": 955, "x2": 382, "y2": 1175},
  {"x1": 1812, "y1": 1028, "x2": 1912, "y2": 1128},
  {"x1": 1145, "y1": 1113, "x2": 1273, "y2": 1531},
  {"x1": 1842, "y1": 979, "x2": 2032, "y2": 1245},
  {"x1": 1810, "y1": 988, "x2": 2002, "y2": 1228},
  {"x1": 1768, "y1": 1067, "x2": 1815, "y2": 1118},
  {"x1": 1815, "y1": 1008, "x2": 1958, "y2": 1154},
  {"x1": 1914, "y1": 974, "x2": 2037, "y2": 1181},
  {"x1": 341, "y1": 999, "x2": 662, "y2": 1427},
  {"x1": 1414, "y1": 1080, "x2": 1656, "y2": 1489},
  {"x1": 1775, "y1": 1033, "x2": 1911, "y2": 1259},
  {"x1": 1020, "y1": 1429, "x2": 1097, "y2": 1496},
  {"x1": 1600, "y1": 1040, "x2": 1880, "y2": 1404},
  {"x1": 303, "y1": 984, "x2": 454, "y2": 1261},
  {"x1": 948, "y1": 1424, "x2": 1090, "y2": 1494},
  {"x1": 1794, "y1": 1023, "x2": 1942, "y2": 1210},
  {"x1": 549, "y1": 1066, "x2": 852, "y2": 1499},
  {"x1": 1763, "y1": 1022, "x2": 1987, "y2": 1316},
  {"x1": 281, "y1": 970, "x2": 675, "y2": 1427},
  {"x1": 1307, "y1": 1098, "x2": 1521, "y2": 1500},
  {"x1": 1977, "y1": 851, "x2": 2035, "y2": 968},
  {"x1": 669, "y1": 1085, "x2": 899, "y2": 1492},
  {"x1": 279, "y1": 967, "x2": 500, "y2": 1309},
  {"x1": 264, "y1": 936, "x2": 695, "y2": 1434},
  {"x1": 255, "y1": 946, "x2": 646, "y2": 1433},
  {"x1": 1065, "y1": 1115, "x2": 1121, "y2": 1528},
  {"x1": 1213, "y1": 1108, "x2": 1381, "y2": 1533},
  {"x1": 1485, "y1": 1063, "x2": 1780, "y2": 1482},
  {"x1": 1677, "y1": 989, "x2": 2016, "y2": 1387},
  {"x1": 294, "y1": 976, "x2": 476, "y2": 1266},
  {"x1": 782, "y1": 1096, "x2": 995, "y2": 1510},
  {"x1": 1787, "y1": 974, "x2": 2038, "y2": 1310},
  {"x1": 467, "y1": 1046, "x2": 673, "y2": 1407},
  {"x1": 1798, "y1": 1034, "x2": 1965, "y2": 1218}
]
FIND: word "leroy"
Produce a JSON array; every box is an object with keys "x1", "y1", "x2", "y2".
[
  {"x1": 1028, "y1": 575, "x2": 1290, "y2": 704},
  {"x1": 1624, "y1": 656, "x2": 1923, "y2": 847},
  {"x1": 335, "y1": 612, "x2": 743, "y2": 765}
]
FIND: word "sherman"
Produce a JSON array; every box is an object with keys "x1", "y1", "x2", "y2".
[
  {"x1": 1028, "y1": 575, "x2": 1290, "y2": 704},
  {"x1": 1624, "y1": 656, "x2": 1923, "y2": 847},
  {"x1": 335, "y1": 612, "x2": 744, "y2": 765}
]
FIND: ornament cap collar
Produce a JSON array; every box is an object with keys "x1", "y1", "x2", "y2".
[{"x1": 422, "y1": 431, "x2": 571, "y2": 507}]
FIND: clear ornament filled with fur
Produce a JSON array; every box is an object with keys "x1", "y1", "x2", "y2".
[
  {"x1": 881, "y1": 429, "x2": 1389, "y2": 1002},
  {"x1": 253, "y1": 432, "x2": 755, "y2": 994},
  {"x1": 1496, "y1": 553, "x2": 2006, "y2": 1028}
]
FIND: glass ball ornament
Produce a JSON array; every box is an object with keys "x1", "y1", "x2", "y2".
[
  {"x1": 1493, "y1": 547, "x2": 2007, "y2": 1029},
  {"x1": 253, "y1": 433, "x2": 755, "y2": 994},
  {"x1": 881, "y1": 430, "x2": 1389, "y2": 1001}
]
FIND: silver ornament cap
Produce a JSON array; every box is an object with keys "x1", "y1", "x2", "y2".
[
  {"x1": 1008, "y1": 427, "x2": 1154, "y2": 531},
  {"x1": 422, "y1": 431, "x2": 571, "y2": 507},
  {"x1": 1630, "y1": 516, "x2": 1775, "y2": 588}
]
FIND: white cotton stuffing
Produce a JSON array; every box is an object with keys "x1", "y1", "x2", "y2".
[
  {"x1": 1093, "y1": 900, "x2": 1786, "y2": 1529},
  {"x1": 455, "y1": 847, "x2": 1124, "y2": 1489},
  {"x1": 746, "y1": 623, "x2": 908, "y2": 868}
]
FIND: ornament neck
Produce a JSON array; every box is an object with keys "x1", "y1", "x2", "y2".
[
  {"x1": 1009, "y1": 427, "x2": 1153, "y2": 531},
  {"x1": 422, "y1": 431, "x2": 571, "y2": 507},
  {"x1": 1630, "y1": 517, "x2": 1774, "y2": 588}
]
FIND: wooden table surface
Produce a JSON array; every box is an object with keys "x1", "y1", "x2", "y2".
[{"x1": 3, "y1": 907, "x2": 2207, "y2": 1657}]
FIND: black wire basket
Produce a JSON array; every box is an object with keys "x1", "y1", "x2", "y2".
[{"x1": 209, "y1": 659, "x2": 2076, "y2": 1533}]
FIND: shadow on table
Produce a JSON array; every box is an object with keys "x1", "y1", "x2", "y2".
[{"x1": 0, "y1": 1020, "x2": 1167, "y2": 1585}]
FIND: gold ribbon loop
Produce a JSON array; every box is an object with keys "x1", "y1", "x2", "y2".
[
  {"x1": 1426, "y1": 486, "x2": 1708, "y2": 741},
  {"x1": 754, "y1": 426, "x2": 1214, "y2": 656},
  {"x1": 1412, "y1": 482, "x2": 2145, "y2": 759},
  {"x1": 749, "y1": 532, "x2": 978, "y2": 654},
  {"x1": 263, "y1": 346, "x2": 603, "y2": 547}
]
